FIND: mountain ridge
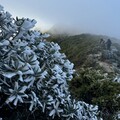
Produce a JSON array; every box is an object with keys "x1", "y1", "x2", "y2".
[{"x1": 49, "y1": 33, "x2": 120, "y2": 68}]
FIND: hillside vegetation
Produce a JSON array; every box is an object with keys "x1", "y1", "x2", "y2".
[
  {"x1": 49, "y1": 34, "x2": 107, "y2": 68},
  {"x1": 49, "y1": 34, "x2": 120, "y2": 120}
]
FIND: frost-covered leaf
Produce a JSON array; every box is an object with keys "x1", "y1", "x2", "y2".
[
  {"x1": 6, "y1": 95, "x2": 16, "y2": 104},
  {"x1": 49, "y1": 109, "x2": 56, "y2": 117},
  {"x1": 3, "y1": 72, "x2": 16, "y2": 78},
  {"x1": 29, "y1": 91, "x2": 42, "y2": 111}
]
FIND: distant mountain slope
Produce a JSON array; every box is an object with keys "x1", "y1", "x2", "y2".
[
  {"x1": 48, "y1": 33, "x2": 120, "y2": 119},
  {"x1": 48, "y1": 33, "x2": 120, "y2": 69},
  {"x1": 49, "y1": 34, "x2": 102, "y2": 67}
]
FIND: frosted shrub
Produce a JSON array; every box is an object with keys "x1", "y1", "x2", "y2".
[{"x1": 0, "y1": 5, "x2": 99, "y2": 120}]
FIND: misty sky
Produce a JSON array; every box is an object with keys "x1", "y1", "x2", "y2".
[{"x1": 1, "y1": 0, "x2": 120, "y2": 38}]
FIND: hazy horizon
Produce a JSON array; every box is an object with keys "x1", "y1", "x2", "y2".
[{"x1": 1, "y1": 0, "x2": 120, "y2": 39}]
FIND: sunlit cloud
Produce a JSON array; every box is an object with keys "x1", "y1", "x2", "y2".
[
  {"x1": 1, "y1": 0, "x2": 120, "y2": 38},
  {"x1": 35, "y1": 19, "x2": 53, "y2": 32}
]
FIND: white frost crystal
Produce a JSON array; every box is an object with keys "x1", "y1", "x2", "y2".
[{"x1": 0, "y1": 5, "x2": 99, "y2": 120}]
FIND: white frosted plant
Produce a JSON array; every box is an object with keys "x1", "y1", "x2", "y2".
[{"x1": 0, "y1": 5, "x2": 100, "y2": 120}]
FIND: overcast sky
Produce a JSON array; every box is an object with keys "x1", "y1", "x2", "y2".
[{"x1": 1, "y1": 0, "x2": 120, "y2": 38}]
